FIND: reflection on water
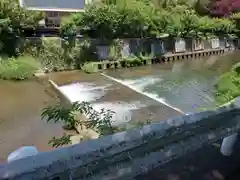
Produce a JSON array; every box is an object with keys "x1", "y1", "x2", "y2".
[{"x1": 105, "y1": 52, "x2": 240, "y2": 113}]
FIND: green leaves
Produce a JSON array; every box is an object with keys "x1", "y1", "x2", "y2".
[
  {"x1": 0, "y1": 56, "x2": 38, "y2": 80},
  {"x1": 61, "y1": 2, "x2": 237, "y2": 39},
  {"x1": 41, "y1": 101, "x2": 116, "y2": 147},
  {"x1": 0, "y1": 0, "x2": 44, "y2": 55},
  {"x1": 48, "y1": 134, "x2": 72, "y2": 148}
]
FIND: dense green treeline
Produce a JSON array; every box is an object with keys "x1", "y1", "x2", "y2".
[{"x1": 61, "y1": 0, "x2": 238, "y2": 39}]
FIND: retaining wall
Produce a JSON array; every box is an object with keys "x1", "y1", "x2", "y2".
[{"x1": 84, "y1": 37, "x2": 236, "y2": 71}]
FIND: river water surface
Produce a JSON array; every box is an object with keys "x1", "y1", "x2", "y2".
[
  {"x1": 104, "y1": 52, "x2": 240, "y2": 113},
  {"x1": 0, "y1": 51, "x2": 239, "y2": 161},
  {"x1": 50, "y1": 51, "x2": 240, "y2": 127}
]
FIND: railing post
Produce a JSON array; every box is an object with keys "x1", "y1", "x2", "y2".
[{"x1": 220, "y1": 133, "x2": 238, "y2": 156}]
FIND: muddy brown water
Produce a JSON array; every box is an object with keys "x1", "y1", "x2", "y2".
[
  {"x1": 0, "y1": 80, "x2": 63, "y2": 162},
  {"x1": 0, "y1": 51, "x2": 240, "y2": 162}
]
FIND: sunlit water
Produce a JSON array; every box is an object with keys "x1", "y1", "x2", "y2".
[
  {"x1": 57, "y1": 82, "x2": 148, "y2": 126},
  {"x1": 56, "y1": 51, "x2": 240, "y2": 125},
  {"x1": 104, "y1": 52, "x2": 240, "y2": 113}
]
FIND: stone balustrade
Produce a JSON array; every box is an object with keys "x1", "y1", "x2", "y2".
[{"x1": 1, "y1": 99, "x2": 240, "y2": 180}]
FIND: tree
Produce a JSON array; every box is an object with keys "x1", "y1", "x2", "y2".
[
  {"x1": 0, "y1": 0, "x2": 44, "y2": 56},
  {"x1": 208, "y1": 0, "x2": 240, "y2": 17},
  {"x1": 195, "y1": 0, "x2": 211, "y2": 15}
]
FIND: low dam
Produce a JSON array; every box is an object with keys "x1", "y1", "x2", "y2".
[
  {"x1": 48, "y1": 51, "x2": 240, "y2": 126},
  {"x1": 1, "y1": 51, "x2": 240, "y2": 179}
]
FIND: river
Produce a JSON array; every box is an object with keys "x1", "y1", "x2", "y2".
[
  {"x1": 50, "y1": 51, "x2": 240, "y2": 128},
  {"x1": 0, "y1": 80, "x2": 64, "y2": 162},
  {"x1": 0, "y1": 51, "x2": 239, "y2": 161},
  {"x1": 104, "y1": 51, "x2": 240, "y2": 113}
]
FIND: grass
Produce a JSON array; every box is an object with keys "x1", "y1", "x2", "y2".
[
  {"x1": 81, "y1": 62, "x2": 98, "y2": 73},
  {"x1": 215, "y1": 63, "x2": 240, "y2": 105},
  {"x1": 0, "y1": 55, "x2": 40, "y2": 81}
]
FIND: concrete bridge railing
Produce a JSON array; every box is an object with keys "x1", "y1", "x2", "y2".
[{"x1": 1, "y1": 99, "x2": 240, "y2": 180}]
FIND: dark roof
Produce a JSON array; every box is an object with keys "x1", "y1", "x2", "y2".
[{"x1": 19, "y1": 0, "x2": 86, "y2": 12}]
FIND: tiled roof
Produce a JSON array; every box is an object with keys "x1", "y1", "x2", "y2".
[{"x1": 19, "y1": 0, "x2": 87, "y2": 12}]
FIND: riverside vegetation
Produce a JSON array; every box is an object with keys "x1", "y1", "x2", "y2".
[
  {"x1": 215, "y1": 63, "x2": 240, "y2": 106},
  {"x1": 1, "y1": 0, "x2": 240, "y2": 147},
  {"x1": 1, "y1": 0, "x2": 240, "y2": 78}
]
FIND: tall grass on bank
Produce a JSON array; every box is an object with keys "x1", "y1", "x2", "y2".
[
  {"x1": 0, "y1": 55, "x2": 40, "y2": 81},
  {"x1": 215, "y1": 63, "x2": 240, "y2": 105}
]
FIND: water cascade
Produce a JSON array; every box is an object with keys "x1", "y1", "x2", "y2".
[
  {"x1": 53, "y1": 81, "x2": 148, "y2": 126},
  {"x1": 101, "y1": 73, "x2": 184, "y2": 114}
]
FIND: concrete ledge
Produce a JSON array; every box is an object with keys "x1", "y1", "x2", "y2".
[{"x1": 1, "y1": 98, "x2": 240, "y2": 179}]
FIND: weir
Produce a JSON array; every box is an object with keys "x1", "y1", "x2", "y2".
[
  {"x1": 100, "y1": 73, "x2": 184, "y2": 114},
  {"x1": 49, "y1": 72, "x2": 182, "y2": 126},
  {"x1": 2, "y1": 52, "x2": 240, "y2": 179}
]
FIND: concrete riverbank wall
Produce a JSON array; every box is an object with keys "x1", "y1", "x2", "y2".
[
  {"x1": 24, "y1": 36, "x2": 238, "y2": 72},
  {"x1": 81, "y1": 37, "x2": 237, "y2": 71}
]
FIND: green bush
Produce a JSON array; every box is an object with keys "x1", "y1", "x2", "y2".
[
  {"x1": 29, "y1": 37, "x2": 96, "y2": 72},
  {"x1": 0, "y1": 56, "x2": 39, "y2": 80},
  {"x1": 215, "y1": 64, "x2": 240, "y2": 105},
  {"x1": 81, "y1": 62, "x2": 98, "y2": 73}
]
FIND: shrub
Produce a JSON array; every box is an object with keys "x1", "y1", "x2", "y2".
[
  {"x1": 81, "y1": 62, "x2": 98, "y2": 73},
  {"x1": 0, "y1": 56, "x2": 39, "y2": 80},
  {"x1": 41, "y1": 101, "x2": 116, "y2": 147},
  {"x1": 215, "y1": 63, "x2": 240, "y2": 105},
  {"x1": 29, "y1": 37, "x2": 96, "y2": 72}
]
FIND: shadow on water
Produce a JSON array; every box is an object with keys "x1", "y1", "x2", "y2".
[{"x1": 0, "y1": 80, "x2": 63, "y2": 162}]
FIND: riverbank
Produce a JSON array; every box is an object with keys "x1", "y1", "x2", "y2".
[
  {"x1": 215, "y1": 62, "x2": 240, "y2": 105},
  {"x1": 84, "y1": 48, "x2": 227, "y2": 73}
]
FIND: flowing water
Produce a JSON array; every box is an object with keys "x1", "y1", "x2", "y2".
[
  {"x1": 0, "y1": 51, "x2": 239, "y2": 161},
  {"x1": 50, "y1": 51, "x2": 240, "y2": 128},
  {"x1": 103, "y1": 54, "x2": 237, "y2": 113}
]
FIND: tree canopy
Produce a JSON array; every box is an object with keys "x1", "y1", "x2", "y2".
[
  {"x1": 208, "y1": 0, "x2": 240, "y2": 17},
  {"x1": 0, "y1": 0, "x2": 44, "y2": 55},
  {"x1": 61, "y1": 1, "x2": 236, "y2": 39}
]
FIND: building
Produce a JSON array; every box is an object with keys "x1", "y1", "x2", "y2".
[{"x1": 19, "y1": 0, "x2": 92, "y2": 27}]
